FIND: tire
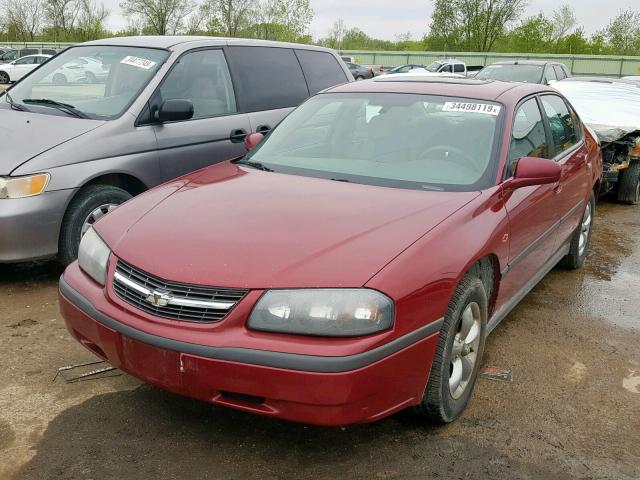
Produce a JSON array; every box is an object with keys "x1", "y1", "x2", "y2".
[
  {"x1": 616, "y1": 159, "x2": 640, "y2": 205},
  {"x1": 53, "y1": 73, "x2": 67, "y2": 85},
  {"x1": 560, "y1": 193, "x2": 595, "y2": 270},
  {"x1": 58, "y1": 185, "x2": 132, "y2": 266},
  {"x1": 355, "y1": 75, "x2": 365, "y2": 81},
  {"x1": 0, "y1": 71, "x2": 9, "y2": 84},
  {"x1": 414, "y1": 275, "x2": 488, "y2": 423},
  {"x1": 85, "y1": 71, "x2": 96, "y2": 83}
]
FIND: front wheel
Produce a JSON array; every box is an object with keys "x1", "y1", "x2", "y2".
[
  {"x1": 414, "y1": 275, "x2": 487, "y2": 423},
  {"x1": 0, "y1": 71, "x2": 9, "y2": 84},
  {"x1": 58, "y1": 185, "x2": 132, "y2": 266},
  {"x1": 560, "y1": 193, "x2": 595, "y2": 270}
]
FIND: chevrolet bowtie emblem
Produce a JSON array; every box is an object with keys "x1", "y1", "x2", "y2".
[{"x1": 145, "y1": 290, "x2": 172, "y2": 307}]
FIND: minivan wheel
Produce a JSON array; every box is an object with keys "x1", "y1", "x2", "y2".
[
  {"x1": 0, "y1": 71, "x2": 9, "y2": 84},
  {"x1": 53, "y1": 73, "x2": 67, "y2": 85},
  {"x1": 58, "y1": 185, "x2": 132, "y2": 267},
  {"x1": 560, "y1": 193, "x2": 595, "y2": 270},
  {"x1": 413, "y1": 275, "x2": 487, "y2": 423}
]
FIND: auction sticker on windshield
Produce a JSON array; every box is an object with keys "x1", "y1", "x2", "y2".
[
  {"x1": 120, "y1": 56, "x2": 157, "y2": 70},
  {"x1": 443, "y1": 102, "x2": 501, "y2": 116}
]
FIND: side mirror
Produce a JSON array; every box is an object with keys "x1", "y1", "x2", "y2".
[
  {"x1": 508, "y1": 157, "x2": 561, "y2": 189},
  {"x1": 244, "y1": 132, "x2": 264, "y2": 152},
  {"x1": 547, "y1": 79, "x2": 557, "y2": 85},
  {"x1": 155, "y1": 99, "x2": 193, "y2": 122}
]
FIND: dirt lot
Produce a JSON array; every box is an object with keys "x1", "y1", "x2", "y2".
[{"x1": 0, "y1": 200, "x2": 639, "y2": 480}]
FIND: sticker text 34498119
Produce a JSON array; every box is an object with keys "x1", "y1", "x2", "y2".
[{"x1": 442, "y1": 102, "x2": 502, "y2": 116}]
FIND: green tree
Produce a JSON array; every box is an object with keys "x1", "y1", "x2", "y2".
[{"x1": 119, "y1": 0, "x2": 196, "y2": 35}]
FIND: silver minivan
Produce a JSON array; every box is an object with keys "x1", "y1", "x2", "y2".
[{"x1": 0, "y1": 36, "x2": 352, "y2": 264}]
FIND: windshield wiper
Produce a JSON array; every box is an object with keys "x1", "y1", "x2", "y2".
[
  {"x1": 4, "y1": 90, "x2": 29, "y2": 112},
  {"x1": 22, "y1": 98, "x2": 88, "y2": 119},
  {"x1": 234, "y1": 159, "x2": 274, "y2": 172}
]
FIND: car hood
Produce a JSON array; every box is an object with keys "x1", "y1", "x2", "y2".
[
  {"x1": 0, "y1": 109, "x2": 104, "y2": 175},
  {"x1": 99, "y1": 162, "x2": 480, "y2": 289}
]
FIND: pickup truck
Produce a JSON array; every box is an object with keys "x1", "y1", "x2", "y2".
[{"x1": 422, "y1": 59, "x2": 484, "y2": 77}]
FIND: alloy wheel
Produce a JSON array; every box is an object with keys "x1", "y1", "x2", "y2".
[
  {"x1": 449, "y1": 302, "x2": 481, "y2": 400},
  {"x1": 0, "y1": 72, "x2": 9, "y2": 84},
  {"x1": 81, "y1": 204, "x2": 118, "y2": 237},
  {"x1": 578, "y1": 203, "x2": 592, "y2": 257}
]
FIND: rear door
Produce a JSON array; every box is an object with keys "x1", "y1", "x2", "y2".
[
  {"x1": 497, "y1": 97, "x2": 560, "y2": 306},
  {"x1": 147, "y1": 48, "x2": 251, "y2": 181},
  {"x1": 227, "y1": 46, "x2": 309, "y2": 135},
  {"x1": 539, "y1": 94, "x2": 589, "y2": 248}
]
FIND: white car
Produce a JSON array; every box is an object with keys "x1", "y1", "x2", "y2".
[
  {"x1": 44, "y1": 56, "x2": 110, "y2": 84},
  {"x1": 0, "y1": 54, "x2": 52, "y2": 84}
]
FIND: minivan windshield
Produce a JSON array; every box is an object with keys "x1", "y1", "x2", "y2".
[
  {"x1": 244, "y1": 93, "x2": 502, "y2": 191},
  {"x1": 476, "y1": 64, "x2": 544, "y2": 83},
  {"x1": 1, "y1": 45, "x2": 168, "y2": 119}
]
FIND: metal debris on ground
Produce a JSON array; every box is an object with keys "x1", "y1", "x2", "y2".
[
  {"x1": 53, "y1": 359, "x2": 120, "y2": 383},
  {"x1": 480, "y1": 366, "x2": 512, "y2": 382}
]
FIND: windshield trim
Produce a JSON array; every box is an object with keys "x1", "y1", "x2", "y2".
[
  {"x1": 0, "y1": 44, "x2": 171, "y2": 121},
  {"x1": 245, "y1": 91, "x2": 506, "y2": 193}
]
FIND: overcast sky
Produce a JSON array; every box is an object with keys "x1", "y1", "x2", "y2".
[{"x1": 101, "y1": 0, "x2": 639, "y2": 41}]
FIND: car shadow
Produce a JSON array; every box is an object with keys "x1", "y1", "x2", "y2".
[
  {"x1": 0, "y1": 260, "x2": 63, "y2": 285},
  {"x1": 15, "y1": 384, "x2": 553, "y2": 480}
]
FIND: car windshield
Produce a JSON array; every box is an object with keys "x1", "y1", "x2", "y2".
[
  {"x1": 476, "y1": 64, "x2": 544, "y2": 83},
  {"x1": 244, "y1": 93, "x2": 502, "y2": 191},
  {"x1": 1, "y1": 45, "x2": 169, "y2": 120},
  {"x1": 425, "y1": 61, "x2": 442, "y2": 72}
]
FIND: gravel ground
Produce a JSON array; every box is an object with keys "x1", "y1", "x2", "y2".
[{"x1": 0, "y1": 200, "x2": 638, "y2": 480}]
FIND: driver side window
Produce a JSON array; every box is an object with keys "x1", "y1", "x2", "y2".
[{"x1": 507, "y1": 98, "x2": 549, "y2": 177}]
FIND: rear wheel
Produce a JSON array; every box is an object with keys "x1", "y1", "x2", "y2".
[
  {"x1": 58, "y1": 185, "x2": 132, "y2": 266},
  {"x1": 53, "y1": 73, "x2": 67, "y2": 85},
  {"x1": 355, "y1": 75, "x2": 365, "y2": 81},
  {"x1": 414, "y1": 275, "x2": 487, "y2": 423},
  {"x1": 85, "y1": 71, "x2": 97, "y2": 83},
  {"x1": 616, "y1": 159, "x2": 640, "y2": 205},
  {"x1": 0, "y1": 71, "x2": 9, "y2": 84},
  {"x1": 560, "y1": 193, "x2": 595, "y2": 270}
]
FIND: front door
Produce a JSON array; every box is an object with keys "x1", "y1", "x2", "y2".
[{"x1": 149, "y1": 48, "x2": 251, "y2": 182}]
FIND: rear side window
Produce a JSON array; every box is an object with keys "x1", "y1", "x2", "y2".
[
  {"x1": 453, "y1": 63, "x2": 465, "y2": 73},
  {"x1": 295, "y1": 49, "x2": 347, "y2": 94},
  {"x1": 20, "y1": 49, "x2": 37, "y2": 56},
  {"x1": 42, "y1": 49, "x2": 57, "y2": 55},
  {"x1": 544, "y1": 66, "x2": 557, "y2": 83},
  {"x1": 553, "y1": 65, "x2": 565, "y2": 80},
  {"x1": 541, "y1": 95, "x2": 580, "y2": 157},
  {"x1": 229, "y1": 46, "x2": 308, "y2": 112},
  {"x1": 507, "y1": 98, "x2": 549, "y2": 176}
]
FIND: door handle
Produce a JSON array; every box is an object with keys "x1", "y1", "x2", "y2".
[
  {"x1": 256, "y1": 125, "x2": 271, "y2": 134},
  {"x1": 230, "y1": 129, "x2": 248, "y2": 143}
]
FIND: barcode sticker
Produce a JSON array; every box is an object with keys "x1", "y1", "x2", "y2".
[
  {"x1": 120, "y1": 56, "x2": 157, "y2": 70},
  {"x1": 443, "y1": 102, "x2": 502, "y2": 116}
]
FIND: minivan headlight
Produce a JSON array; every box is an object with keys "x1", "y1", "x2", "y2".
[
  {"x1": 0, "y1": 174, "x2": 49, "y2": 199},
  {"x1": 78, "y1": 227, "x2": 111, "y2": 286},
  {"x1": 248, "y1": 289, "x2": 394, "y2": 337}
]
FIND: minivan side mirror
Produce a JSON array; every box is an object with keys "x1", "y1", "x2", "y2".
[
  {"x1": 244, "y1": 132, "x2": 264, "y2": 152},
  {"x1": 507, "y1": 157, "x2": 561, "y2": 189},
  {"x1": 155, "y1": 99, "x2": 194, "y2": 123}
]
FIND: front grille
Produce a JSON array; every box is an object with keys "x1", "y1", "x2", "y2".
[{"x1": 113, "y1": 260, "x2": 248, "y2": 323}]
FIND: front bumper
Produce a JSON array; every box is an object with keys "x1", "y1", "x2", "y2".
[
  {"x1": 0, "y1": 189, "x2": 73, "y2": 262},
  {"x1": 59, "y1": 269, "x2": 442, "y2": 426}
]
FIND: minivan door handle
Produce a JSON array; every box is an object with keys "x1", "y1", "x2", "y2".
[
  {"x1": 256, "y1": 125, "x2": 271, "y2": 134},
  {"x1": 230, "y1": 129, "x2": 248, "y2": 143}
]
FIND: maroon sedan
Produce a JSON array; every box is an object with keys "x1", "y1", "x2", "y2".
[{"x1": 59, "y1": 77, "x2": 602, "y2": 426}]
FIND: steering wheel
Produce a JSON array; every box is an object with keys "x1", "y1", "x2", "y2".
[{"x1": 418, "y1": 145, "x2": 482, "y2": 174}]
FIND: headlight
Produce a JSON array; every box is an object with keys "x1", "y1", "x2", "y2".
[
  {"x1": 0, "y1": 174, "x2": 49, "y2": 199},
  {"x1": 248, "y1": 289, "x2": 394, "y2": 337},
  {"x1": 78, "y1": 227, "x2": 111, "y2": 286}
]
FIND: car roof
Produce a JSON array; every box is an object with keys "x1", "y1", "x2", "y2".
[
  {"x1": 18, "y1": 54, "x2": 52, "y2": 58},
  {"x1": 79, "y1": 36, "x2": 337, "y2": 53},
  {"x1": 560, "y1": 77, "x2": 640, "y2": 87},
  {"x1": 490, "y1": 60, "x2": 560, "y2": 66},
  {"x1": 326, "y1": 75, "x2": 552, "y2": 102}
]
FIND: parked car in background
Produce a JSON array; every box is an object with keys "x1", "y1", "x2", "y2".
[
  {"x1": 59, "y1": 76, "x2": 600, "y2": 427},
  {"x1": 0, "y1": 54, "x2": 51, "y2": 83},
  {"x1": 424, "y1": 59, "x2": 483, "y2": 77},
  {"x1": 475, "y1": 60, "x2": 571, "y2": 85},
  {"x1": 0, "y1": 36, "x2": 352, "y2": 264},
  {"x1": 622, "y1": 75, "x2": 640, "y2": 85},
  {"x1": 341, "y1": 55, "x2": 356, "y2": 63},
  {"x1": 383, "y1": 64, "x2": 427, "y2": 74},
  {"x1": 0, "y1": 47, "x2": 59, "y2": 64},
  {"x1": 553, "y1": 77, "x2": 640, "y2": 204},
  {"x1": 346, "y1": 61, "x2": 374, "y2": 80}
]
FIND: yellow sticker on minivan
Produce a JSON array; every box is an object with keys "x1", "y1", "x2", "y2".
[
  {"x1": 120, "y1": 56, "x2": 157, "y2": 70},
  {"x1": 443, "y1": 102, "x2": 501, "y2": 116}
]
